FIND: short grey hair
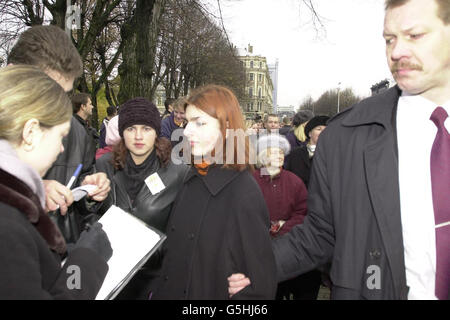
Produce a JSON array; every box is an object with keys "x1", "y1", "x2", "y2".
[{"x1": 256, "y1": 134, "x2": 291, "y2": 167}]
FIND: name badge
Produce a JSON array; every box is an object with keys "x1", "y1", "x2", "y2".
[{"x1": 145, "y1": 172, "x2": 166, "y2": 195}]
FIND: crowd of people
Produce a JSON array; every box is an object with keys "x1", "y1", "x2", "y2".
[{"x1": 0, "y1": 0, "x2": 448, "y2": 300}]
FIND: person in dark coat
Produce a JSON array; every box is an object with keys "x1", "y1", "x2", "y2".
[
  {"x1": 152, "y1": 85, "x2": 277, "y2": 300},
  {"x1": 284, "y1": 115, "x2": 329, "y2": 188},
  {"x1": 7, "y1": 25, "x2": 111, "y2": 244},
  {"x1": 229, "y1": 0, "x2": 450, "y2": 300},
  {"x1": 72, "y1": 92, "x2": 99, "y2": 152},
  {"x1": 279, "y1": 116, "x2": 292, "y2": 136},
  {"x1": 0, "y1": 65, "x2": 112, "y2": 299},
  {"x1": 95, "y1": 98, "x2": 189, "y2": 299},
  {"x1": 254, "y1": 134, "x2": 321, "y2": 300}
]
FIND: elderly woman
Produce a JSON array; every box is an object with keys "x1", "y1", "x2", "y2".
[
  {"x1": 152, "y1": 85, "x2": 277, "y2": 300},
  {"x1": 253, "y1": 134, "x2": 307, "y2": 237},
  {"x1": 0, "y1": 65, "x2": 111, "y2": 299},
  {"x1": 253, "y1": 134, "x2": 320, "y2": 300}
]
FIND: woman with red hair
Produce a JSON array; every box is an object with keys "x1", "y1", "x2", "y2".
[{"x1": 152, "y1": 85, "x2": 276, "y2": 299}]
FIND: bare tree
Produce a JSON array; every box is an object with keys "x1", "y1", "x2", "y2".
[
  {"x1": 299, "y1": 95, "x2": 315, "y2": 113},
  {"x1": 117, "y1": 0, "x2": 165, "y2": 103},
  {"x1": 155, "y1": 0, "x2": 244, "y2": 100},
  {"x1": 310, "y1": 87, "x2": 363, "y2": 117},
  {"x1": 0, "y1": 0, "x2": 325, "y2": 123}
]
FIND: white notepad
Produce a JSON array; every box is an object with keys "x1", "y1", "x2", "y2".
[{"x1": 95, "y1": 205, "x2": 166, "y2": 300}]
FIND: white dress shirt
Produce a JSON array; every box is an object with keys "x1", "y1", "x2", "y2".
[{"x1": 397, "y1": 93, "x2": 450, "y2": 300}]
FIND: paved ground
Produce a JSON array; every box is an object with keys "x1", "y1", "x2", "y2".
[{"x1": 316, "y1": 285, "x2": 331, "y2": 300}]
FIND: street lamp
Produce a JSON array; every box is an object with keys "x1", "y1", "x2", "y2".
[{"x1": 337, "y1": 82, "x2": 341, "y2": 114}]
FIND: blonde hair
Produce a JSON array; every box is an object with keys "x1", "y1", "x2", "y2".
[
  {"x1": 294, "y1": 122, "x2": 308, "y2": 142},
  {"x1": 0, "y1": 65, "x2": 72, "y2": 144}
]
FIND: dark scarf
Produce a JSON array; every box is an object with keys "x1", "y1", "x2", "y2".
[
  {"x1": 123, "y1": 149, "x2": 160, "y2": 204},
  {"x1": 0, "y1": 169, "x2": 66, "y2": 255}
]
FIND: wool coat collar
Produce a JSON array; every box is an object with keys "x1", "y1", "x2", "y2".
[
  {"x1": 342, "y1": 86, "x2": 401, "y2": 128},
  {"x1": 0, "y1": 169, "x2": 66, "y2": 254},
  {"x1": 184, "y1": 165, "x2": 242, "y2": 196}
]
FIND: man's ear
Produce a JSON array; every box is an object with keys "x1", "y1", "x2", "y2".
[{"x1": 21, "y1": 118, "x2": 41, "y2": 151}]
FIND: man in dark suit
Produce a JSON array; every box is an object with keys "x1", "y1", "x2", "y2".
[{"x1": 229, "y1": 0, "x2": 449, "y2": 299}]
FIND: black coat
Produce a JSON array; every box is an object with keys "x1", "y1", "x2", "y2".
[
  {"x1": 153, "y1": 165, "x2": 277, "y2": 300},
  {"x1": 0, "y1": 170, "x2": 108, "y2": 299},
  {"x1": 284, "y1": 144, "x2": 311, "y2": 187},
  {"x1": 44, "y1": 116, "x2": 98, "y2": 243},
  {"x1": 273, "y1": 86, "x2": 410, "y2": 299}
]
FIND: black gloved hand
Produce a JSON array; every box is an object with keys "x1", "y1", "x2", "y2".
[{"x1": 74, "y1": 222, "x2": 113, "y2": 262}]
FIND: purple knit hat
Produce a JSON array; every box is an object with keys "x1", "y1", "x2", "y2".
[{"x1": 118, "y1": 97, "x2": 161, "y2": 137}]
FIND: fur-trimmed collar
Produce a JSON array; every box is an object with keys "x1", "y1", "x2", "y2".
[{"x1": 0, "y1": 169, "x2": 66, "y2": 254}]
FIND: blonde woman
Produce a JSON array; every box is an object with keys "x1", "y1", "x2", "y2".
[
  {"x1": 0, "y1": 65, "x2": 111, "y2": 299},
  {"x1": 285, "y1": 110, "x2": 314, "y2": 150}
]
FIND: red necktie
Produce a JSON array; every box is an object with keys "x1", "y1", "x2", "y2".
[{"x1": 430, "y1": 106, "x2": 450, "y2": 300}]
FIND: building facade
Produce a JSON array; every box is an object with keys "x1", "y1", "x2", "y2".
[
  {"x1": 238, "y1": 45, "x2": 274, "y2": 120},
  {"x1": 154, "y1": 84, "x2": 166, "y2": 114},
  {"x1": 276, "y1": 105, "x2": 295, "y2": 119}
]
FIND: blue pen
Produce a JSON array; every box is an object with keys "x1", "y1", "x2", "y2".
[{"x1": 66, "y1": 164, "x2": 83, "y2": 189}]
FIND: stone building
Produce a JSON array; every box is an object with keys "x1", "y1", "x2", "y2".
[{"x1": 238, "y1": 45, "x2": 274, "y2": 120}]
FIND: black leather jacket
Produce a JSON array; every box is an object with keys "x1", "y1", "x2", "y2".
[
  {"x1": 95, "y1": 152, "x2": 189, "y2": 232},
  {"x1": 95, "y1": 152, "x2": 189, "y2": 299}
]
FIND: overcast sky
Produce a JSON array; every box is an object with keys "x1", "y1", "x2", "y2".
[{"x1": 207, "y1": 0, "x2": 393, "y2": 108}]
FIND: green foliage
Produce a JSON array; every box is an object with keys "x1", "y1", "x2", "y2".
[{"x1": 96, "y1": 87, "x2": 110, "y2": 128}]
